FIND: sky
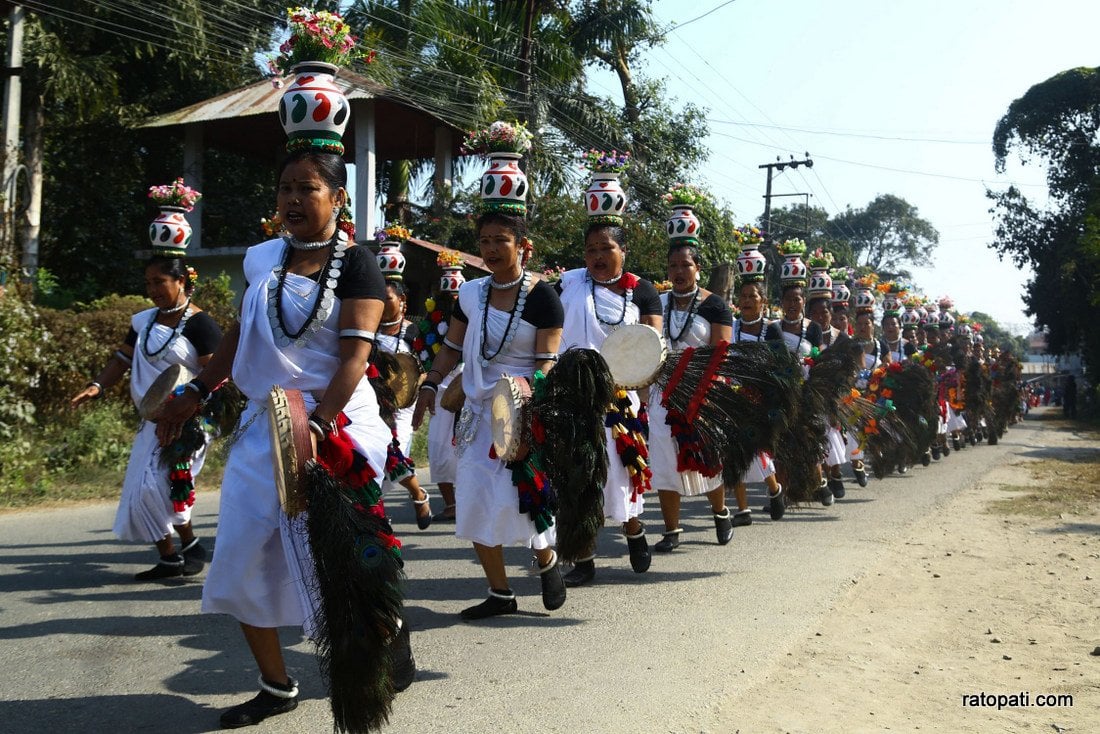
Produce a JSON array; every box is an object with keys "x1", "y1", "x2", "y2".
[{"x1": 603, "y1": 0, "x2": 1096, "y2": 334}]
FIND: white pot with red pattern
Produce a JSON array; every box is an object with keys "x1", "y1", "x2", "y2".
[
  {"x1": 149, "y1": 206, "x2": 192, "y2": 251},
  {"x1": 279, "y1": 62, "x2": 350, "y2": 153}
]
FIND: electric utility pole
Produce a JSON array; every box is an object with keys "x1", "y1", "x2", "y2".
[{"x1": 759, "y1": 154, "x2": 813, "y2": 245}]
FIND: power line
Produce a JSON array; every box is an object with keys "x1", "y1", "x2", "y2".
[
  {"x1": 707, "y1": 118, "x2": 989, "y2": 145},
  {"x1": 666, "y1": 0, "x2": 738, "y2": 32}
]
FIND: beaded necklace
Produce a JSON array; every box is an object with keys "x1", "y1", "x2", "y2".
[
  {"x1": 664, "y1": 288, "x2": 701, "y2": 345},
  {"x1": 590, "y1": 272, "x2": 633, "y2": 327},
  {"x1": 735, "y1": 317, "x2": 765, "y2": 343},
  {"x1": 143, "y1": 303, "x2": 193, "y2": 362},
  {"x1": 478, "y1": 273, "x2": 530, "y2": 367},
  {"x1": 267, "y1": 230, "x2": 348, "y2": 348}
]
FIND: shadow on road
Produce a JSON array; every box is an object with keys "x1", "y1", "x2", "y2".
[{"x1": 0, "y1": 693, "x2": 222, "y2": 734}]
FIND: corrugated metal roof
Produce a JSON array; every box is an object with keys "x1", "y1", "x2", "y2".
[{"x1": 140, "y1": 68, "x2": 389, "y2": 129}]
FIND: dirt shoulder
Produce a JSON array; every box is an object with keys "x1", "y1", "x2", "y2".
[{"x1": 733, "y1": 408, "x2": 1100, "y2": 734}]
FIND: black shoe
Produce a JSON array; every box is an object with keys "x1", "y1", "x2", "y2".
[
  {"x1": 828, "y1": 478, "x2": 846, "y2": 499},
  {"x1": 768, "y1": 486, "x2": 786, "y2": 521},
  {"x1": 219, "y1": 678, "x2": 299, "y2": 729},
  {"x1": 732, "y1": 509, "x2": 752, "y2": 527},
  {"x1": 413, "y1": 494, "x2": 432, "y2": 530},
  {"x1": 460, "y1": 590, "x2": 517, "y2": 620},
  {"x1": 135, "y1": 554, "x2": 184, "y2": 581},
  {"x1": 563, "y1": 559, "x2": 595, "y2": 587},
  {"x1": 432, "y1": 505, "x2": 456, "y2": 523},
  {"x1": 816, "y1": 485, "x2": 835, "y2": 507},
  {"x1": 897, "y1": 464, "x2": 909, "y2": 474},
  {"x1": 921, "y1": 451, "x2": 932, "y2": 467},
  {"x1": 713, "y1": 509, "x2": 734, "y2": 545},
  {"x1": 952, "y1": 437, "x2": 962, "y2": 452},
  {"x1": 931, "y1": 446, "x2": 941, "y2": 461},
  {"x1": 538, "y1": 552, "x2": 567, "y2": 611},
  {"x1": 942, "y1": 443, "x2": 951, "y2": 457},
  {"x1": 625, "y1": 525, "x2": 651, "y2": 573},
  {"x1": 987, "y1": 433, "x2": 998, "y2": 446},
  {"x1": 389, "y1": 620, "x2": 416, "y2": 692},
  {"x1": 180, "y1": 538, "x2": 206, "y2": 576},
  {"x1": 853, "y1": 464, "x2": 868, "y2": 487},
  {"x1": 654, "y1": 530, "x2": 681, "y2": 553}
]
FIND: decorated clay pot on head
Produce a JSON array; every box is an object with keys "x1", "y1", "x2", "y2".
[
  {"x1": 854, "y1": 286, "x2": 877, "y2": 313},
  {"x1": 480, "y1": 153, "x2": 528, "y2": 215},
  {"x1": 279, "y1": 62, "x2": 350, "y2": 154},
  {"x1": 149, "y1": 206, "x2": 192, "y2": 253},
  {"x1": 883, "y1": 293, "x2": 902, "y2": 314},
  {"x1": 666, "y1": 205, "x2": 701, "y2": 243},
  {"x1": 440, "y1": 265, "x2": 465, "y2": 293},
  {"x1": 780, "y1": 253, "x2": 807, "y2": 285},
  {"x1": 736, "y1": 245, "x2": 767, "y2": 282},
  {"x1": 808, "y1": 267, "x2": 833, "y2": 299},
  {"x1": 376, "y1": 240, "x2": 406, "y2": 280},
  {"x1": 900, "y1": 306, "x2": 921, "y2": 328},
  {"x1": 938, "y1": 310, "x2": 955, "y2": 328},
  {"x1": 586, "y1": 173, "x2": 627, "y2": 223}
]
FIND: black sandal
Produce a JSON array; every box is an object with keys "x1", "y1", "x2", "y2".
[
  {"x1": 460, "y1": 589, "x2": 517, "y2": 620},
  {"x1": 180, "y1": 538, "x2": 206, "y2": 576},
  {"x1": 538, "y1": 551, "x2": 567, "y2": 611},
  {"x1": 654, "y1": 529, "x2": 682, "y2": 553},
  {"x1": 625, "y1": 524, "x2": 651, "y2": 573},
  {"x1": 563, "y1": 557, "x2": 596, "y2": 587},
  {"x1": 134, "y1": 553, "x2": 184, "y2": 581},
  {"x1": 219, "y1": 676, "x2": 299, "y2": 729}
]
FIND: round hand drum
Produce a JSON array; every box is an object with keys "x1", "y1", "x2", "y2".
[
  {"x1": 490, "y1": 375, "x2": 533, "y2": 462},
  {"x1": 138, "y1": 363, "x2": 195, "y2": 420},
  {"x1": 268, "y1": 386, "x2": 312, "y2": 517},
  {"x1": 600, "y1": 323, "x2": 668, "y2": 390},
  {"x1": 387, "y1": 352, "x2": 425, "y2": 409}
]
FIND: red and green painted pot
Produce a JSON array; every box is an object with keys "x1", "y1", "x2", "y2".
[{"x1": 279, "y1": 62, "x2": 350, "y2": 154}]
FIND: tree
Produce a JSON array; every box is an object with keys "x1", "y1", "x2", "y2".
[
  {"x1": 827, "y1": 194, "x2": 938, "y2": 278},
  {"x1": 989, "y1": 66, "x2": 1100, "y2": 388},
  {"x1": 967, "y1": 311, "x2": 1027, "y2": 355},
  {"x1": 11, "y1": 1, "x2": 283, "y2": 301}
]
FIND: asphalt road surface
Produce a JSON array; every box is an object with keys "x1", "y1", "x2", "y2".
[{"x1": 0, "y1": 426, "x2": 1022, "y2": 734}]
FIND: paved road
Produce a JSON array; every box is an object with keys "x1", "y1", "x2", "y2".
[{"x1": 0, "y1": 420, "x2": 1029, "y2": 733}]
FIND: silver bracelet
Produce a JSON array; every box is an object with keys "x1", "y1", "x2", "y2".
[
  {"x1": 307, "y1": 418, "x2": 328, "y2": 441},
  {"x1": 339, "y1": 328, "x2": 376, "y2": 342},
  {"x1": 113, "y1": 350, "x2": 132, "y2": 365},
  {"x1": 87, "y1": 381, "x2": 104, "y2": 397},
  {"x1": 419, "y1": 383, "x2": 439, "y2": 394},
  {"x1": 533, "y1": 352, "x2": 559, "y2": 361},
  {"x1": 443, "y1": 336, "x2": 463, "y2": 352}
]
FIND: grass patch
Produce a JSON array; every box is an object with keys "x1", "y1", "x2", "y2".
[{"x1": 988, "y1": 455, "x2": 1100, "y2": 517}]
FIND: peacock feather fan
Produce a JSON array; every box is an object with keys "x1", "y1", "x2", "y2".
[
  {"x1": 530, "y1": 348, "x2": 614, "y2": 562},
  {"x1": 303, "y1": 462, "x2": 405, "y2": 733}
]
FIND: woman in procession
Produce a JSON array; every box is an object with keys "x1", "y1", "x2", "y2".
[
  {"x1": 728, "y1": 229, "x2": 785, "y2": 523},
  {"x1": 70, "y1": 181, "x2": 220, "y2": 581},
  {"x1": 413, "y1": 123, "x2": 567, "y2": 621},
  {"x1": 648, "y1": 209, "x2": 735, "y2": 552},
  {"x1": 373, "y1": 231, "x2": 435, "y2": 530},
  {"x1": 552, "y1": 167, "x2": 665, "y2": 586},
  {"x1": 158, "y1": 143, "x2": 412, "y2": 726}
]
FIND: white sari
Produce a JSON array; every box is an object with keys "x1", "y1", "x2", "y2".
[
  {"x1": 558, "y1": 268, "x2": 644, "y2": 522},
  {"x1": 452, "y1": 276, "x2": 554, "y2": 550},
  {"x1": 113, "y1": 308, "x2": 208, "y2": 542},
  {"x1": 201, "y1": 239, "x2": 390, "y2": 632},
  {"x1": 733, "y1": 319, "x2": 777, "y2": 483}
]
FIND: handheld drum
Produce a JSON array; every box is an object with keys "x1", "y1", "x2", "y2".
[
  {"x1": 490, "y1": 375, "x2": 533, "y2": 461},
  {"x1": 600, "y1": 323, "x2": 668, "y2": 390},
  {"x1": 440, "y1": 376, "x2": 466, "y2": 413},
  {"x1": 387, "y1": 352, "x2": 425, "y2": 409},
  {"x1": 267, "y1": 385, "x2": 312, "y2": 517},
  {"x1": 138, "y1": 363, "x2": 195, "y2": 420}
]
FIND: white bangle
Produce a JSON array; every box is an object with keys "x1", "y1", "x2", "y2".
[
  {"x1": 534, "y1": 352, "x2": 559, "y2": 361},
  {"x1": 339, "y1": 328, "x2": 376, "y2": 342},
  {"x1": 443, "y1": 336, "x2": 462, "y2": 352}
]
